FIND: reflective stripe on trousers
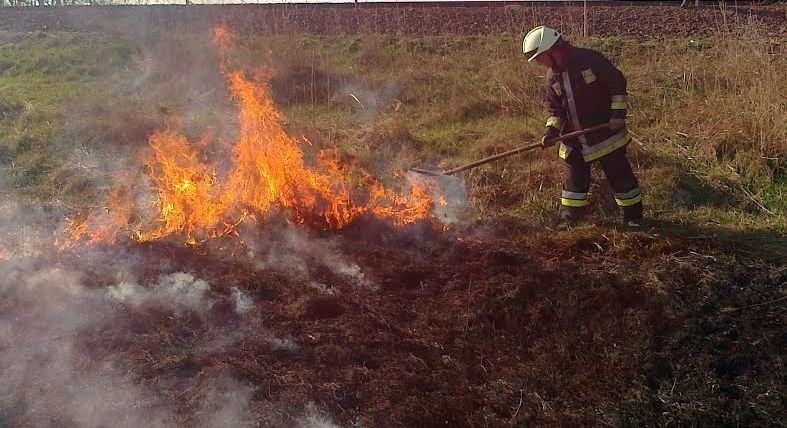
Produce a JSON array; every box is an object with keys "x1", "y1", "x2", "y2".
[
  {"x1": 615, "y1": 187, "x2": 642, "y2": 207},
  {"x1": 560, "y1": 144, "x2": 642, "y2": 222},
  {"x1": 561, "y1": 190, "x2": 588, "y2": 207}
]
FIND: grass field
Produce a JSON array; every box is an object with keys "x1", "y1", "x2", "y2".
[
  {"x1": 0, "y1": 24, "x2": 785, "y2": 426},
  {"x1": 1, "y1": 27, "x2": 784, "y2": 235}
]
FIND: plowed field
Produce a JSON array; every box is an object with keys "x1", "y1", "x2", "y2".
[{"x1": 0, "y1": 2, "x2": 785, "y2": 37}]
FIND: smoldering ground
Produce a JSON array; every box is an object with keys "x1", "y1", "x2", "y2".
[
  {"x1": 0, "y1": 180, "x2": 456, "y2": 427},
  {"x1": 0, "y1": 200, "x2": 355, "y2": 427}
]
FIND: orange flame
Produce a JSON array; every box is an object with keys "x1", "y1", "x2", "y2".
[
  {"x1": 61, "y1": 182, "x2": 134, "y2": 249},
  {"x1": 65, "y1": 27, "x2": 435, "y2": 247}
]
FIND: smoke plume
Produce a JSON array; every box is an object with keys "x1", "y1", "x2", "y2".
[{"x1": 0, "y1": 198, "x2": 343, "y2": 427}]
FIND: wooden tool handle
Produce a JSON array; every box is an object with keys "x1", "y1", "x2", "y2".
[{"x1": 441, "y1": 123, "x2": 610, "y2": 175}]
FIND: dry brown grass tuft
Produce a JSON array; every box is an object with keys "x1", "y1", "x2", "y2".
[
  {"x1": 623, "y1": 24, "x2": 786, "y2": 219},
  {"x1": 674, "y1": 33, "x2": 785, "y2": 175},
  {"x1": 354, "y1": 116, "x2": 424, "y2": 176}
]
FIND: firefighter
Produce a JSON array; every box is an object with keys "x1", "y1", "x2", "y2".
[{"x1": 523, "y1": 25, "x2": 643, "y2": 229}]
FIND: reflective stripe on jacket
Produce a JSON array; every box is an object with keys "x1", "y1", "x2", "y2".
[{"x1": 543, "y1": 46, "x2": 630, "y2": 162}]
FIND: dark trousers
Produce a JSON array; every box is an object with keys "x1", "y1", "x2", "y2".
[{"x1": 559, "y1": 146, "x2": 643, "y2": 222}]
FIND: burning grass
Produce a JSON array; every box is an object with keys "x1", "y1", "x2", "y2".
[{"x1": 58, "y1": 29, "x2": 437, "y2": 248}]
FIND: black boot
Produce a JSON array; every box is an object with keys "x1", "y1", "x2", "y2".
[
  {"x1": 623, "y1": 203, "x2": 643, "y2": 227},
  {"x1": 555, "y1": 205, "x2": 586, "y2": 230}
]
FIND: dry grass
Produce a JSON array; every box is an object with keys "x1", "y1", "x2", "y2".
[
  {"x1": 623, "y1": 25, "x2": 786, "y2": 218},
  {"x1": 2, "y1": 27, "x2": 784, "y2": 233}
]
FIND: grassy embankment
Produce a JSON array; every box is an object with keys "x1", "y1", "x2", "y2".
[
  {"x1": 0, "y1": 28, "x2": 784, "y2": 242},
  {"x1": 0, "y1": 26, "x2": 784, "y2": 426}
]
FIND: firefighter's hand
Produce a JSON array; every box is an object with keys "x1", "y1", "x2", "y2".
[
  {"x1": 540, "y1": 127, "x2": 560, "y2": 148},
  {"x1": 609, "y1": 118, "x2": 626, "y2": 130}
]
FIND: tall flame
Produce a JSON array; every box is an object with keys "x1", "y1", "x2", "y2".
[{"x1": 64, "y1": 27, "x2": 434, "y2": 247}]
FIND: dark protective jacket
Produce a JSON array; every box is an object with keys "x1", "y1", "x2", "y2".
[{"x1": 543, "y1": 46, "x2": 630, "y2": 162}]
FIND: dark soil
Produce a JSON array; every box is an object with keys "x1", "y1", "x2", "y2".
[
  {"x1": 0, "y1": 3, "x2": 784, "y2": 38},
  {"x1": 42, "y1": 217, "x2": 785, "y2": 427}
]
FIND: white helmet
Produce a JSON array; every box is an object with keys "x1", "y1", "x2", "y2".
[{"x1": 522, "y1": 26, "x2": 562, "y2": 62}]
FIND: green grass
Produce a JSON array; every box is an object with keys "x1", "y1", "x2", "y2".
[
  {"x1": 0, "y1": 28, "x2": 784, "y2": 241},
  {"x1": 0, "y1": 31, "x2": 136, "y2": 203}
]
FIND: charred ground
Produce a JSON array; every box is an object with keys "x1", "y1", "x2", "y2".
[{"x1": 41, "y1": 217, "x2": 783, "y2": 427}]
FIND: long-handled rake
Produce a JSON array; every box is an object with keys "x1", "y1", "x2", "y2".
[{"x1": 411, "y1": 123, "x2": 611, "y2": 176}]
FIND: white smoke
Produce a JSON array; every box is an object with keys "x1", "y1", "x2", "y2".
[
  {"x1": 231, "y1": 286, "x2": 254, "y2": 314},
  {"x1": 0, "y1": 201, "x2": 241, "y2": 427},
  {"x1": 432, "y1": 175, "x2": 472, "y2": 226},
  {"x1": 340, "y1": 82, "x2": 401, "y2": 122},
  {"x1": 198, "y1": 374, "x2": 256, "y2": 428},
  {"x1": 0, "y1": 27, "x2": 369, "y2": 428},
  {"x1": 336, "y1": 262, "x2": 375, "y2": 289},
  {"x1": 197, "y1": 319, "x2": 300, "y2": 355},
  {"x1": 307, "y1": 281, "x2": 337, "y2": 295},
  {"x1": 244, "y1": 227, "x2": 376, "y2": 289},
  {"x1": 299, "y1": 402, "x2": 344, "y2": 428},
  {"x1": 269, "y1": 336, "x2": 300, "y2": 352},
  {"x1": 0, "y1": 242, "x2": 305, "y2": 428},
  {"x1": 406, "y1": 171, "x2": 471, "y2": 227},
  {"x1": 0, "y1": 263, "x2": 173, "y2": 428},
  {"x1": 107, "y1": 271, "x2": 214, "y2": 316},
  {"x1": 0, "y1": 201, "x2": 54, "y2": 259}
]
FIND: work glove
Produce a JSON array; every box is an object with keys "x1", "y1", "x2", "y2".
[
  {"x1": 540, "y1": 126, "x2": 561, "y2": 148},
  {"x1": 609, "y1": 118, "x2": 626, "y2": 130}
]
